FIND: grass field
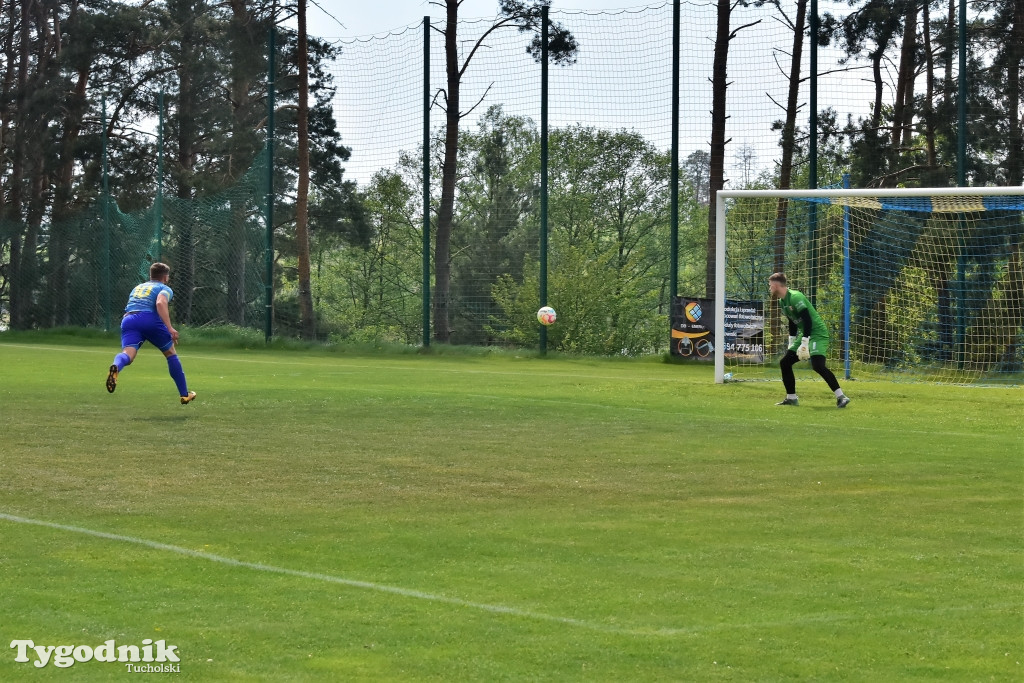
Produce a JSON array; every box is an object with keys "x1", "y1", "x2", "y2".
[{"x1": 0, "y1": 334, "x2": 1021, "y2": 681}]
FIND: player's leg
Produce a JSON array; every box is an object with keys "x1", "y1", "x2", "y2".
[
  {"x1": 115, "y1": 346, "x2": 138, "y2": 367},
  {"x1": 809, "y1": 353, "x2": 850, "y2": 408},
  {"x1": 141, "y1": 315, "x2": 195, "y2": 404},
  {"x1": 109, "y1": 320, "x2": 143, "y2": 393},
  {"x1": 809, "y1": 354, "x2": 840, "y2": 390},
  {"x1": 161, "y1": 345, "x2": 195, "y2": 404},
  {"x1": 777, "y1": 350, "x2": 799, "y2": 405}
]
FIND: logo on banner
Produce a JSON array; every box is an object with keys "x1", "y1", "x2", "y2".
[
  {"x1": 684, "y1": 301, "x2": 702, "y2": 323},
  {"x1": 672, "y1": 297, "x2": 714, "y2": 358}
]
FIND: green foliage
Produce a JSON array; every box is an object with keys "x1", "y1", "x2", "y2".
[
  {"x1": 499, "y1": 0, "x2": 580, "y2": 66},
  {"x1": 482, "y1": 124, "x2": 675, "y2": 354},
  {"x1": 491, "y1": 238, "x2": 666, "y2": 355},
  {"x1": 308, "y1": 170, "x2": 423, "y2": 343},
  {"x1": 723, "y1": 196, "x2": 777, "y2": 300},
  {"x1": 0, "y1": 1, "x2": 351, "y2": 332},
  {"x1": 448, "y1": 106, "x2": 540, "y2": 345},
  {"x1": 883, "y1": 266, "x2": 938, "y2": 368},
  {"x1": 3, "y1": 1, "x2": 1020, "y2": 371}
]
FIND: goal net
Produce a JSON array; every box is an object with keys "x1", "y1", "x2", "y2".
[{"x1": 714, "y1": 187, "x2": 1024, "y2": 385}]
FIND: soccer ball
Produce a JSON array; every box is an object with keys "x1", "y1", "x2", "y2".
[{"x1": 537, "y1": 306, "x2": 557, "y2": 326}]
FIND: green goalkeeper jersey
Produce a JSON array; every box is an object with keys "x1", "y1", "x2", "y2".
[{"x1": 779, "y1": 288, "x2": 829, "y2": 348}]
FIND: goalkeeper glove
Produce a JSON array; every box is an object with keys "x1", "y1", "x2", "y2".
[{"x1": 797, "y1": 337, "x2": 810, "y2": 361}]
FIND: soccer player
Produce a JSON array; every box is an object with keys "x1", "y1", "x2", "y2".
[
  {"x1": 106, "y1": 262, "x2": 197, "y2": 405},
  {"x1": 768, "y1": 272, "x2": 850, "y2": 408}
]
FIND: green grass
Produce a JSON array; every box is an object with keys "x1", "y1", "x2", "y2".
[{"x1": 1, "y1": 333, "x2": 1021, "y2": 681}]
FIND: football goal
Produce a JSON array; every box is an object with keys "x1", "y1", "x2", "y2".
[{"x1": 714, "y1": 186, "x2": 1024, "y2": 385}]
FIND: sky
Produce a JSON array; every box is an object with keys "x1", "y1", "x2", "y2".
[
  {"x1": 308, "y1": 0, "x2": 878, "y2": 187},
  {"x1": 305, "y1": 0, "x2": 655, "y2": 38}
]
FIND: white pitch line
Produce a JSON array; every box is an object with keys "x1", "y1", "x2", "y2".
[
  {"x1": 0, "y1": 512, "x2": 633, "y2": 636},
  {"x1": 1, "y1": 512, "x2": 1016, "y2": 639}
]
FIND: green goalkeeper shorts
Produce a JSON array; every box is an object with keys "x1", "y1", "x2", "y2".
[
  {"x1": 790, "y1": 335, "x2": 830, "y2": 357},
  {"x1": 807, "y1": 335, "x2": 829, "y2": 357}
]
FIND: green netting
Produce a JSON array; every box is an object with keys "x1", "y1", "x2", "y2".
[
  {"x1": 328, "y1": 1, "x2": 1019, "y2": 353},
  {"x1": 0, "y1": 152, "x2": 268, "y2": 332},
  {"x1": 2, "y1": 1, "x2": 1020, "y2": 362},
  {"x1": 159, "y1": 152, "x2": 269, "y2": 328},
  {"x1": 722, "y1": 192, "x2": 1024, "y2": 384}
]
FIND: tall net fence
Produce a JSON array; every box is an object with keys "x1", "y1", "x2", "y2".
[
  {"x1": 0, "y1": 153, "x2": 268, "y2": 333},
  {"x1": 160, "y1": 154, "x2": 269, "y2": 329},
  {"x1": 2, "y1": 1, "x2": 1019, "y2": 375},
  {"x1": 330, "y1": 0, "x2": 1016, "y2": 353},
  {"x1": 721, "y1": 191, "x2": 1024, "y2": 384}
]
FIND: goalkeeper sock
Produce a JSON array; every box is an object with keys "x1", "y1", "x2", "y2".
[
  {"x1": 166, "y1": 354, "x2": 189, "y2": 396},
  {"x1": 787, "y1": 394, "x2": 798, "y2": 400},
  {"x1": 834, "y1": 388, "x2": 845, "y2": 398}
]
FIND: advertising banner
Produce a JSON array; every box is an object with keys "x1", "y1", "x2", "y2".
[
  {"x1": 670, "y1": 297, "x2": 714, "y2": 359},
  {"x1": 721, "y1": 300, "x2": 765, "y2": 363},
  {"x1": 671, "y1": 297, "x2": 764, "y2": 362}
]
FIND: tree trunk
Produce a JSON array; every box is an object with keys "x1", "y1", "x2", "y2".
[
  {"x1": 900, "y1": 2, "x2": 917, "y2": 151},
  {"x1": 18, "y1": 0, "x2": 61, "y2": 329},
  {"x1": 891, "y1": 0, "x2": 917, "y2": 153},
  {"x1": 944, "y1": 0, "x2": 954, "y2": 91},
  {"x1": 0, "y1": 0, "x2": 17, "y2": 319},
  {"x1": 434, "y1": 0, "x2": 460, "y2": 343},
  {"x1": 48, "y1": 66, "x2": 88, "y2": 327},
  {"x1": 296, "y1": 0, "x2": 315, "y2": 338},
  {"x1": 20, "y1": 161, "x2": 44, "y2": 328},
  {"x1": 8, "y1": 0, "x2": 30, "y2": 329},
  {"x1": 870, "y1": 48, "x2": 884, "y2": 131},
  {"x1": 227, "y1": 0, "x2": 257, "y2": 327},
  {"x1": 922, "y1": 1, "x2": 936, "y2": 169},
  {"x1": 1006, "y1": 0, "x2": 1023, "y2": 186},
  {"x1": 772, "y1": 0, "x2": 807, "y2": 351},
  {"x1": 773, "y1": 0, "x2": 807, "y2": 256},
  {"x1": 175, "y1": 48, "x2": 196, "y2": 324},
  {"x1": 706, "y1": 0, "x2": 732, "y2": 300}
]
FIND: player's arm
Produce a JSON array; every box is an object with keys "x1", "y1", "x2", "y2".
[
  {"x1": 793, "y1": 309, "x2": 813, "y2": 359},
  {"x1": 798, "y1": 309, "x2": 813, "y2": 338},
  {"x1": 785, "y1": 318, "x2": 799, "y2": 352},
  {"x1": 155, "y1": 293, "x2": 179, "y2": 343}
]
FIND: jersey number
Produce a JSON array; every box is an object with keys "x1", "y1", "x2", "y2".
[{"x1": 132, "y1": 285, "x2": 154, "y2": 299}]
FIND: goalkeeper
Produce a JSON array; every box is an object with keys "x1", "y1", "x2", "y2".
[{"x1": 768, "y1": 273, "x2": 850, "y2": 408}]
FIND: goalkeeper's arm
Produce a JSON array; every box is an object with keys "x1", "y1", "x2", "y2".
[
  {"x1": 787, "y1": 312, "x2": 813, "y2": 340},
  {"x1": 795, "y1": 310, "x2": 813, "y2": 359},
  {"x1": 787, "y1": 314, "x2": 812, "y2": 356},
  {"x1": 787, "y1": 317, "x2": 808, "y2": 349}
]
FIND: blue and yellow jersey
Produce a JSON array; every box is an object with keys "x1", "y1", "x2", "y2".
[{"x1": 125, "y1": 281, "x2": 174, "y2": 313}]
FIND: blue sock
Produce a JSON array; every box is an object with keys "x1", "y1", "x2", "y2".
[
  {"x1": 166, "y1": 354, "x2": 189, "y2": 396},
  {"x1": 113, "y1": 352, "x2": 132, "y2": 372}
]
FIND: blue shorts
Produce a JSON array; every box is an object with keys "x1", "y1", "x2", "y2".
[{"x1": 120, "y1": 311, "x2": 174, "y2": 352}]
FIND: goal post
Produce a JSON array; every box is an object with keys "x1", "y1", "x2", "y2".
[{"x1": 714, "y1": 186, "x2": 1024, "y2": 385}]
